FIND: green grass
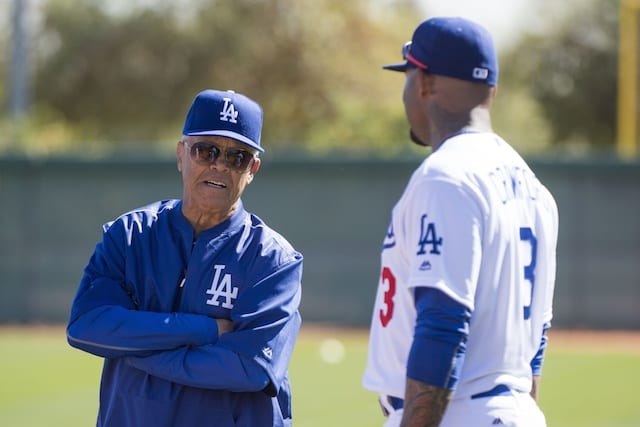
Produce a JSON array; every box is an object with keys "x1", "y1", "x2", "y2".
[
  {"x1": 538, "y1": 345, "x2": 640, "y2": 427},
  {"x1": 0, "y1": 327, "x2": 639, "y2": 427}
]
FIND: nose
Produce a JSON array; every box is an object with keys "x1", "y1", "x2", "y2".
[{"x1": 208, "y1": 151, "x2": 229, "y2": 171}]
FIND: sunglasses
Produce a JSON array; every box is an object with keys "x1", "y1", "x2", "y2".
[
  {"x1": 400, "y1": 41, "x2": 427, "y2": 70},
  {"x1": 183, "y1": 141, "x2": 256, "y2": 172},
  {"x1": 401, "y1": 41, "x2": 412, "y2": 60}
]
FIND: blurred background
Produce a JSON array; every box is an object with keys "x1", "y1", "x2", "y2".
[{"x1": 0, "y1": 0, "x2": 638, "y2": 329}]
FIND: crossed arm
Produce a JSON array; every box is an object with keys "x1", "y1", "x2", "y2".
[{"x1": 67, "y1": 254, "x2": 302, "y2": 394}]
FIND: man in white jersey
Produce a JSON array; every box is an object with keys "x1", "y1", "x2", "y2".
[{"x1": 362, "y1": 17, "x2": 559, "y2": 427}]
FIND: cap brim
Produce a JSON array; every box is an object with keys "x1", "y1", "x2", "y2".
[
  {"x1": 382, "y1": 62, "x2": 409, "y2": 72},
  {"x1": 186, "y1": 130, "x2": 264, "y2": 152}
]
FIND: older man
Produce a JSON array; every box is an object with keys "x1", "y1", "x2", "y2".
[{"x1": 67, "y1": 89, "x2": 303, "y2": 427}]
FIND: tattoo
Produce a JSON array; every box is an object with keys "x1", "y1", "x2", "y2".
[{"x1": 400, "y1": 378, "x2": 452, "y2": 427}]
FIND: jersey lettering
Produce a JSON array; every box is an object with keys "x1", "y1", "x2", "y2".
[
  {"x1": 488, "y1": 165, "x2": 540, "y2": 204},
  {"x1": 219, "y1": 98, "x2": 239, "y2": 123},
  {"x1": 520, "y1": 227, "x2": 537, "y2": 320},
  {"x1": 379, "y1": 267, "x2": 396, "y2": 327},
  {"x1": 206, "y1": 264, "x2": 238, "y2": 309},
  {"x1": 417, "y1": 214, "x2": 443, "y2": 255}
]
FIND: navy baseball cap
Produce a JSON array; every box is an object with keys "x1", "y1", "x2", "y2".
[
  {"x1": 383, "y1": 17, "x2": 498, "y2": 86},
  {"x1": 182, "y1": 89, "x2": 264, "y2": 152}
]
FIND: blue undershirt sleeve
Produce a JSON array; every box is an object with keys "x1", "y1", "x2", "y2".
[
  {"x1": 530, "y1": 322, "x2": 550, "y2": 376},
  {"x1": 406, "y1": 287, "x2": 471, "y2": 391}
]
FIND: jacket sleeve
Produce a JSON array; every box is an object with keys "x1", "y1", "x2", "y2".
[
  {"x1": 124, "y1": 256, "x2": 303, "y2": 395},
  {"x1": 66, "y1": 222, "x2": 220, "y2": 358}
]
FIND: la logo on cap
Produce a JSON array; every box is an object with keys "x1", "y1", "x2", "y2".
[
  {"x1": 220, "y1": 97, "x2": 239, "y2": 123},
  {"x1": 182, "y1": 89, "x2": 264, "y2": 152}
]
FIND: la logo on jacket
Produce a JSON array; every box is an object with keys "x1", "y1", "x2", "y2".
[{"x1": 206, "y1": 264, "x2": 239, "y2": 309}]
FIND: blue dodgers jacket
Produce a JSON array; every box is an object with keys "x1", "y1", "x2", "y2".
[{"x1": 67, "y1": 200, "x2": 303, "y2": 427}]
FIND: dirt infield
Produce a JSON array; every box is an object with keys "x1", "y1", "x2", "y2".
[
  {"x1": 298, "y1": 325, "x2": 640, "y2": 353},
  {"x1": 548, "y1": 329, "x2": 640, "y2": 353}
]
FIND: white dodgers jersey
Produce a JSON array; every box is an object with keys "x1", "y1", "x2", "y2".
[{"x1": 363, "y1": 132, "x2": 558, "y2": 400}]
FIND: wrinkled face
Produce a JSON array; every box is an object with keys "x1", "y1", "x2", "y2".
[
  {"x1": 403, "y1": 68, "x2": 430, "y2": 147},
  {"x1": 177, "y1": 135, "x2": 261, "y2": 217}
]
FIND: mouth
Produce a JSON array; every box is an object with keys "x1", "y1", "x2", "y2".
[{"x1": 204, "y1": 180, "x2": 227, "y2": 189}]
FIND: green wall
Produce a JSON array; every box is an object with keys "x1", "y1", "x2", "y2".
[{"x1": 1, "y1": 156, "x2": 639, "y2": 328}]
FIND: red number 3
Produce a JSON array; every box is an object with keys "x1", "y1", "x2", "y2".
[{"x1": 379, "y1": 267, "x2": 396, "y2": 327}]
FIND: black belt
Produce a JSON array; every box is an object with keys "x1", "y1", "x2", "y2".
[
  {"x1": 471, "y1": 384, "x2": 512, "y2": 399},
  {"x1": 381, "y1": 384, "x2": 511, "y2": 417},
  {"x1": 380, "y1": 395, "x2": 404, "y2": 417},
  {"x1": 388, "y1": 395, "x2": 404, "y2": 410}
]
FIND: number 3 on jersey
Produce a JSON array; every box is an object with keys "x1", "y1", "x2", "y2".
[
  {"x1": 520, "y1": 227, "x2": 537, "y2": 320},
  {"x1": 379, "y1": 267, "x2": 396, "y2": 327},
  {"x1": 379, "y1": 229, "x2": 537, "y2": 325}
]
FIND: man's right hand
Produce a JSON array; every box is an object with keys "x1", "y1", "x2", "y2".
[{"x1": 216, "y1": 319, "x2": 233, "y2": 338}]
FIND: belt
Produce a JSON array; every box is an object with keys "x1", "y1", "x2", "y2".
[
  {"x1": 470, "y1": 384, "x2": 512, "y2": 399},
  {"x1": 379, "y1": 395, "x2": 404, "y2": 417},
  {"x1": 380, "y1": 384, "x2": 510, "y2": 417},
  {"x1": 388, "y1": 395, "x2": 404, "y2": 410}
]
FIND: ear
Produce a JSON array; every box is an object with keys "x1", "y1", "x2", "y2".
[
  {"x1": 176, "y1": 140, "x2": 184, "y2": 172},
  {"x1": 488, "y1": 85, "x2": 498, "y2": 105},
  {"x1": 250, "y1": 157, "x2": 261, "y2": 175},
  {"x1": 417, "y1": 71, "x2": 434, "y2": 98},
  {"x1": 245, "y1": 157, "x2": 261, "y2": 184}
]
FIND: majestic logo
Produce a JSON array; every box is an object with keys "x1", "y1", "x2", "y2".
[
  {"x1": 383, "y1": 221, "x2": 396, "y2": 249},
  {"x1": 219, "y1": 98, "x2": 239, "y2": 123},
  {"x1": 262, "y1": 347, "x2": 273, "y2": 359},
  {"x1": 418, "y1": 260, "x2": 432, "y2": 271},
  {"x1": 206, "y1": 264, "x2": 238, "y2": 309}
]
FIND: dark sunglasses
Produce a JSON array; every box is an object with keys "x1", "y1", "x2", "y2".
[
  {"x1": 183, "y1": 141, "x2": 256, "y2": 172},
  {"x1": 401, "y1": 41, "x2": 412, "y2": 60},
  {"x1": 400, "y1": 41, "x2": 426, "y2": 70}
]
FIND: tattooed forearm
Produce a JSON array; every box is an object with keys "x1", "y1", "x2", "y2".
[{"x1": 400, "y1": 378, "x2": 452, "y2": 427}]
